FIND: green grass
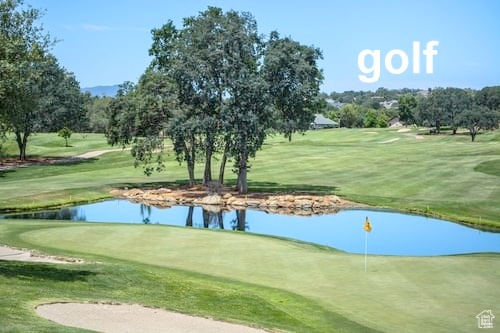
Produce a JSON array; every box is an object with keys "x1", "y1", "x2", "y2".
[
  {"x1": 1, "y1": 128, "x2": 499, "y2": 226},
  {"x1": 1, "y1": 133, "x2": 112, "y2": 158},
  {"x1": 0, "y1": 219, "x2": 498, "y2": 332},
  {"x1": 0, "y1": 129, "x2": 499, "y2": 332}
]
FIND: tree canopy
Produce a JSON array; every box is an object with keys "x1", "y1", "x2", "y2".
[{"x1": 108, "y1": 7, "x2": 323, "y2": 193}]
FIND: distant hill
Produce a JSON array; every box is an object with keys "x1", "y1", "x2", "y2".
[{"x1": 82, "y1": 85, "x2": 120, "y2": 97}]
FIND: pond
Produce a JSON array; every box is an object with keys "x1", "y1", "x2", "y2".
[{"x1": 3, "y1": 199, "x2": 499, "y2": 256}]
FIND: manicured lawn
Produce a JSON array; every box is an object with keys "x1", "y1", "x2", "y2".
[
  {"x1": 1, "y1": 128, "x2": 499, "y2": 226},
  {"x1": 0, "y1": 129, "x2": 499, "y2": 332},
  {"x1": 0, "y1": 219, "x2": 498, "y2": 332}
]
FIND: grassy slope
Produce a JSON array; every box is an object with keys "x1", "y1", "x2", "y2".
[
  {"x1": 1, "y1": 128, "x2": 499, "y2": 225},
  {"x1": 1, "y1": 220, "x2": 498, "y2": 332}
]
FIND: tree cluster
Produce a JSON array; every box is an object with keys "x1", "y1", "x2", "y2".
[
  {"x1": 0, "y1": 0, "x2": 87, "y2": 159},
  {"x1": 107, "y1": 7, "x2": 323, "y2": 193},
  {"x1": 324, "y1": 86, "x2": 499, "y2": 141}
]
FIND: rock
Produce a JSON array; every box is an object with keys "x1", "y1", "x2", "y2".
[
  {"x1": 201, "y1": 204, "x2": 222, "y2": 213},
  {"x1": 123, "y1": 189, "x2": 144, "y2": 197},
  {"x1": 223, "y1": 193, "x2": 233, "y2": 199},
  {"x1": 246, "y1": 200, "x2": 262, "y2": 208},
  {"x1": 229, "y1": 199, "x2": 247, "y2": 207},
  {"x1": 199, "y1": 194, "x2": 222, "y2": 206},
  {"x1": 294, "y1": 199, "x2": 313, "y2": 208}
]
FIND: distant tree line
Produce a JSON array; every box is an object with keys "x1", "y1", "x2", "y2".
[{"x1": 322, "y1": 86, "x2": 499, "y2": 141}]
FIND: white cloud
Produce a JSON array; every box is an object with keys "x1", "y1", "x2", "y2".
[{"x1": 81, "y1": 24, "x2": 113, "y2": 32}]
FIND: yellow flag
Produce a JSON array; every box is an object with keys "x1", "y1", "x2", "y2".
[{"x1": 364, "y1": 217, "x2": 372, "y2": 232}]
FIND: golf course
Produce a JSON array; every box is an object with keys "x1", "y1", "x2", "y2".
[{"x1": 1, "y1": 127, "x2": 499, "y2": 332}]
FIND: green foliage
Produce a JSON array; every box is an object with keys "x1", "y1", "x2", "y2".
[
  {"x1": 263, "y1": 31, "x2": 323, "y2": 141},
  {"x1": 110, "y1": 7, "x2": 322, "y2": 193},
  {"x1": 0, "y1": 0, "x2": 83, "y2": 159},
  {"x1": 85, "y1": 95, "x2": 112, "y2": 133},
  {"x1": 458, "y1": 105, "x2": 499, "y2": 141},
  {"x1": 398, "y1": 94, "x2": 417, "y2": 124},
  {"x1": 57, "y1": 127, "x2": 72, "y2": 147}
]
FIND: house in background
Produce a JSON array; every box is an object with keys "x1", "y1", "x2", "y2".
[
  {"x1": 311, "y1": 114, "x2": 338, "y2": 129},
  {"x1": 380, "y1": 100, "x2": 399, "y2": 109},
  {"x1": 388, "y1": 116, "x2": 404, "y2": 127}
]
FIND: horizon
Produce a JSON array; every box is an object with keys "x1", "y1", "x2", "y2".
[{"x1": 29, "y1": 0, "x2": 500, "y2": 93}]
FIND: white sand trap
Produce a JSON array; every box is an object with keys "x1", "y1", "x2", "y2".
[
  {"x1": 36, "y1": 303, "x2": 267, "y2": 333},
  {"x1": 0, "y1": 245, "x2": 77, "y2": 264},
  {"x1": 76, "y1": 148, "x2": 130, "y2": 159},
  {"x1": 379, "y1": 138, "x2": 399, "y2": 144},
  {"x1": 397, "y1": 128, "x2": 411, "y2": 133},
  {"x1": 364, "y1": 131, "x2": 378, "y2": 134},
  {"x1": 405, "y1": 134, "x2": 424, "y2": 140}
]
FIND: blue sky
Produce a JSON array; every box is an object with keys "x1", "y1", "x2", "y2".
[{"x1": 29, "y1": 0, "x2": 499, "y2": 92}]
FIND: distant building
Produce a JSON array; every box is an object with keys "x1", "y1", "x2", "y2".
[
  {"x1": 380, "y1": 100, "x2": 399, "y2": 109},
  {"x1": 388, "y1": 116, "x2": 404, "y2": 127},
  {"x1": 325, "y1": 98, "x2": 345, "y2": 108},
  {"x1": 311, "y1": 114, "x2": 338, "y2": 129}
]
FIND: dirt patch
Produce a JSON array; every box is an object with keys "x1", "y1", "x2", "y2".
[
  {"x1": 36, "y1": 302, "x2": 267, "y2": 333},
  {"x1": 0, "y1": 245, "x2": 82, "y2": 264}
]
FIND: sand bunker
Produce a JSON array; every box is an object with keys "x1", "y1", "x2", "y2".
[
  {"x1": 379, "y1": 138, "x2": 400, "y2": 144},
  {"x1": 0, "y1": 245, "x2": 79, "y2": 264},
  {"x1": 396, "y1": 128, "x2": 411, "y2": 133},
  {"x1": 36, "y1": 303, "x2": 267, "y2": 333}
]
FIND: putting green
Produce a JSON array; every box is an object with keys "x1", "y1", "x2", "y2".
[{"x1": 18, "y1": 221, "x2": 500, "y2": 333}]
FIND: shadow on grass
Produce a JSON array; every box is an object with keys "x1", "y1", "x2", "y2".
[
  {"x1": 116, "y1": 180, "x2": 339, "y2": 195},
  {"x1": 0, "y1": 261, "x2": 96, "y2": 281}
]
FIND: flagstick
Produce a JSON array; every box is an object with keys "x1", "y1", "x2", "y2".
[{"x1": 364, "y1": 231, "x2": 368, "y2": 272}]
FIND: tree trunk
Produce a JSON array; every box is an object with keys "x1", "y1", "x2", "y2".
[
  {"x1": 185, "y1": 137, "x2": 196, "y2": 187},
  {"x1": 470, "y1": 128, "x2": 477, "y2": 142},
  {"x1": 218, "y1": 143, "x2": 229, "y2": 185},
  {"x1": 236, "y1": 146, "x2": 248, "y2": 194},
  {"x1": 203, "y1": 135, "x2": 214, "y2": 185},
  {"x1": 15, "y1": 131, "x2": 29, "y2": 161},
  {"x1": 435, "y1": 119, "x2": 441, "y2": 134}
]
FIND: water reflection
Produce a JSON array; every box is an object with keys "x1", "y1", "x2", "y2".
[
  {"x1": 140, "y1": 204, "x2": 152, "y2": 224},
  {"x1": 3, "y1": 199, "x2": 500, "y2": 256},
  {"x1": 6, "y1": 207, "x2": 86, "y2": 221}
]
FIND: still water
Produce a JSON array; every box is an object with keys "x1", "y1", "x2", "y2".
[{"x1": 4, "y1": 199, "x2": 499, "y2": 256}]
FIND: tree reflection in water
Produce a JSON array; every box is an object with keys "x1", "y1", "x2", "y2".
[
  {"x1": 6, "y1": 207, "x2": 86, "y2": 221},
  {"x1": 140, "y1": 204, "x2": 152, "y2": 224},
  {"x1": 231, "y1": 210, "x2": 248, "y2": 231}
]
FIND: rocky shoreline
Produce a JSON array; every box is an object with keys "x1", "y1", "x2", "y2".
[{"x1": 110, "y1": 187, "x2": 364, "y2": 216}]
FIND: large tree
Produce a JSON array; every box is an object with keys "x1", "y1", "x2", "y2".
[
  {"x1": 110, "y1": 7, "x2": 322, "y2": 193},
  {"x1": 458, "y1": 105, "x2": 499, "y2": 142},
  {"x1": 263, "y1": 32, "x2": 323, "y2": 141},
  {"x1": 0, "y1": 0, "x2": 54, "y2": 160},
  {"x1": 398, "y1": 94, "x2": 417, "y2": 125}
]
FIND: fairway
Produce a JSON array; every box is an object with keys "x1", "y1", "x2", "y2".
[
  {"x1": 1, "y1": 128, "x2": 499, "y2": 332},
  {"x1": 0, "y1": 219, "x2": 498, "y2": 332},
  {"x1": 1, "y1": 128, "x2": 499, "y2": 227}
]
